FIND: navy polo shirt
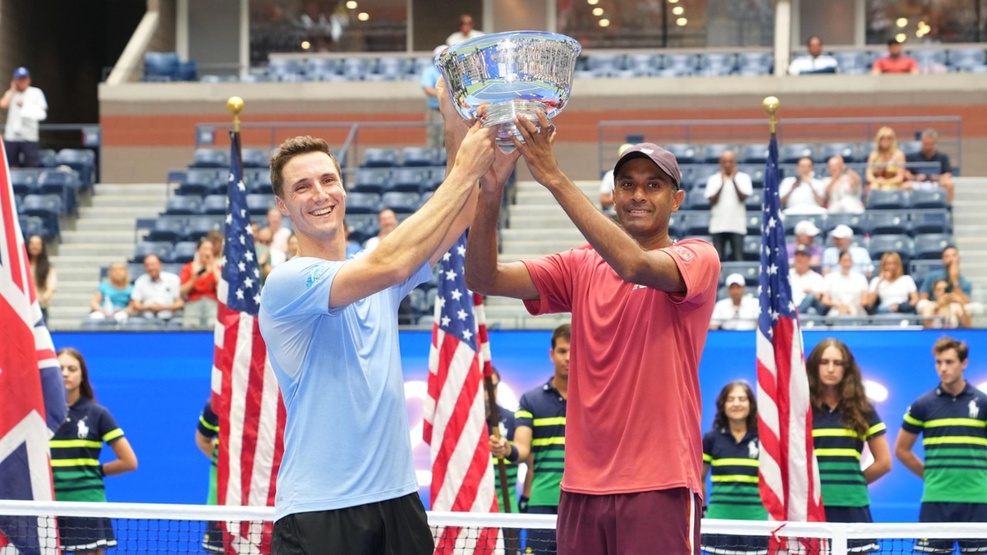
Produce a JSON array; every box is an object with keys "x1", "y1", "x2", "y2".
[
  {"x1": 515, "y1": 378, "x2": 566, "y2": 508},
  {"x1": 702, "y1": 427, "x2": 767, "y2": 520}
]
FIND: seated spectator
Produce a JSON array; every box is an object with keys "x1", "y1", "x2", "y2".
[
  {"x1": 704, "y1": 150, "x2": 752, "y2": 262},
  {"x1": 255, "y1": 226, "x2": 273, "y2": 283},
  {"x1": 822, "y1": 225, "x2": 874, "y2": 278},
  {"x1": 207, "y1": 229, "x2": 224, "y2": 258},
  {"x1": 285, "y1": 233, "x2": 300, "y2": 260},
  {"x1": 599, "y1": 143, "x2": 633, "y2": 217},
  {"x1": 179, "y1": 237, "x2": 220, "y2": 329},
  {"x1": 363, "y1": 208, "x2": 398, "y2": 252},
  {"x1": 343, "y1": 220, "x2": 362, "y2": 259},
  {"x1": 866, "y1": 252, "x2": 918, "y2": 315},
  {"x1": 709, "y1": 273, "x2": 758, "y2": 330},
  {"x1": 88, "y1": 262, "x2": 134, "y2": 323},
  {"x1": 266, "y1": 206, "x2": 291, "y2": 266},
  {"x1": 131, "y1": 254, "x2": 183, "y2": 321},
  {"x1": 789, "y1": 245, "x2": 826, "y2": 315},
  {"x1": 871, "y1": 38, "x2": 919, "y2": 74},
  {"x1": 916, "y1": 245, "x2": 984, "y2": 326},
  {"x1": 786, "y1": 220, "x2": 824, "y2": 273},
  {"x1": 865, "y1": 126, "x2": 906, "y2": 191},
  {"x1": 788, "y1": 35, "x2": 839, "y2": 75},
  {"x1": 824, "y1": 155, "x2": 865, "y2": 214},
  {"x1": 27, "y1": 234, "x2": 56, "y2": 321},
  {"x1": 779, "y1": 157, "x2": 826, "y2": 215},
  {"x1": 920, "y1": 279, "x2": 971, "y2": 328},
  {"x1": 904, "y1": 128, "x2": 954, "y2": 203},
  {"x1": 820, "y1": 250, "x2": 869, "y2": 316}
]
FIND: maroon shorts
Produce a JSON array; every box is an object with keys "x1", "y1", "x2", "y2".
[{"x1": 556, "y1": 487, "x2": 701, "y2": 555}]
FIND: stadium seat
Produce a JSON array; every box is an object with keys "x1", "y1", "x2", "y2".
[
  {"x1": 246, "y1": 194, "x2": 273, "y2": 216},
  {"x1": 164, "y1": 195, "x2": 202, "y2": 216},
  {"x1": 347, "y1": 192, "x2": 381, "y2": 214},
  {"x1": 183, "y1": 216, "x2": 224, "y2": 242},
  {"x1": 19, "y1": 194, "x2": 62, "y2": 237},
  {"x1": 169, "y1": 241, "x2": 199, "y2": 264},
  {"x1": 739, "y1": 145, "x2": 769, "y2": 165},
  {"x1": 350, "y1": 168, "x2": 391, "y2": 194},
  {"x1": 626, "y1": 53, "x2": 661, "y2": 75},
  {"x1": 909, "y1": 260, "x2": 942, "y2": 286},
  {"x1": 744, "y1": 189, "x2": 764, "y2": 211},
  {"x1": 341, "y1": 57, "x2": 376, "y2": 80},
  {"x1": 701, "y1": 144, "x2": 734, "y2": 164},
  {"x1": 177, "y1": 169, "x2": 221, "y2": 196},
  {"x1": 305, "y1": 58, "x2": 341, "y2": 76},
  {"x1": 682, "y1": 211, "x2": 711, "y2": 236},
  {"x1": 376, "y1": 57, "x2": 411, "y2": 79},
  {"x1": 388, "y1": 168, "x2": 428, "y2": 193},
  {"x1": 241, "y1": 148, "x2": 270, "y2": 169},
  {"x1": 912, "y1": 233, "x2": 953, "y2": 260},
  {"x1": 910, "y1": 209, "x2": 952, "y2": 235},
  {"x1": 380, "y1": 191, "x2": 421, "y2": 214},
  {"x1": 719, "y1": 261, "x2": 759, "y2": 286},
  {"x1": 742, "y1": 235, "x2": 762, "y2": 261},
  {"x1": 11, "y1": 168, "x2": 42, "y2": 196},
  {"x1": 661, "y1": 53, "x2": 699, "y2": 73},
  {"x1": 832, "y1": 51, "x2": 869, "y2": 73},
  {"x1": 191, "y1": 148, "x2": 229, "y2": 169},
  {"x1": 866, "y1": 189, "x2": 907, "y2": 210},
  {"x1": 824, "y1": 213, "x2": 866, "y2": 237},
  {"x1": 38, "y1": 149, "x2": 57, "y2": 168},
  {"x1": 865, "y1": 212, "x2": 909, "y2": 236},
  {"x1": 587, "y1": 53, "x2": 624, "y2": 72},
  {"x1": 201, "y1": 195, "x2": 228, "y2": 215},
  {"x1": 247, "y1": 173, "x2": 273, "y2": 195},
  {"x1": 736, "y1": 52, "x2": 773, "y2": 73},
  {"x1": 746, "y1": 213, "x2": 762, "y2": 235},
  {"x1": 146, "y1": 217, "x2": 188, "y2": 243},
  {"x1": 908, "y1": 189, "x2": 948, "y2": 209},
  {"x1": 780, "y1": 143, "x2": 815, "y2": 164},
  {"x1": 685, "y1": 188, "x2": 710, "y2": 211},
  {"x1": 819, "y1": 142, "x2": 860, "y2": 163},
  {"x1": 908, "y1": 49, "x2": 947, "y2": 71},
  {"x1": 144, "y1": 52, "x2": 181, "y2": 81},
  {"x1": 401, "y1": 146, "x2": 437, "y2": 167},
  {"x1": 662, "y1": 143, "x2": 697, "y2": 165},
  {"x1": 361, "y1": 148, "x2": 399, "y2": 168},
  {"x1": 55, "y1": 149, "x2": 96, "y2": 188},
  {"x1": 267, "y1": 58, "x2": 304, "y2": 79},
  {"x1": 865, "y1": 235, "x2": 913, "y2": 265},
  {"x1": 132, "y1": 241, "x2": 173, "y2": 263},
  {"x1": 947, "y1": 47, "x2": 987, "y2": 70},
  {"x1": 18, "y1": 215, "x2": 48, "y2": 241},
  {"x1": 39, "y1": 169, "x2": 80, "y2": 215}
]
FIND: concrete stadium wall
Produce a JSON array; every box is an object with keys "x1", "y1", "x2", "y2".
[{"x1": 98, "y1": 73, "x2": 987, "y2": 184}]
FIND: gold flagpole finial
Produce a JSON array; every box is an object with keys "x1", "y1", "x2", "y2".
[
  {"x1": 763, "y1": 96, "x2": 780, "y2": 135},
  {"x1": 227, "y1": 96, "x2": 245, "y2": 133}
]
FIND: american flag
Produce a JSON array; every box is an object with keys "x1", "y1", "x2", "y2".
[
  {"x1": 211, "y1": 131, "x2": 285, "y2": 554},
  {"x1": 756, "y1": 136, "x2": 825, "y2": 538},
  {"x1": 423, "y1": 233, "x2": 500, "y2": 554},
  {"x1": 0, "y1": 141, "x2": 66, "y2": 555}
]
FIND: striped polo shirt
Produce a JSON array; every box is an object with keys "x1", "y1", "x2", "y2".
[
  {"x1": 811, "y1": 403, "x2": 886, "y2": 508},
  {"x1": 50, "y1": 397, "x2": 125, "y2": 502},
  {"x1": 515, "y1": 378, "x2": 566, "y2": 508},
  {"x1": 490, "y1": 404, "x2": 519, "y2": 513},
  {"x1": 702, "y1": 428, "x2": 767, "y2": 520},
  {"x1": 901, "y1": 383, "x2": 987, "y2": 503},
  {"x1": 197, "y1": 401, "x2": 220, "y2": 504}
]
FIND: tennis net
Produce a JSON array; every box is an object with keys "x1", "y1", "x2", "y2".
[{"x1": 1, "y1": 500, "x2": 987, "y2": 554}]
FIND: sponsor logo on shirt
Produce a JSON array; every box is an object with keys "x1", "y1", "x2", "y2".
[
  {"x1": 970, "y1": 400, "x2": 979, "y2": 419},
  {"x1": 77, "y1": 417, "x2": 90, "y2": 439},
  {"x1": 748, "y1": 439, "x2": 759, "y2": 459},
  {"x1": 672, "y1": 245, "x2": 695, "y2": 262},
  {"x1": 306, "y1": 265, "x2": 330, "y2": 289}
]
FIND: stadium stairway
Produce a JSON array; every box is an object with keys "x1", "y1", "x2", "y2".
[
  {"x1": 46, "y1": 183, "x2": 168, "y2": 330},
  {"x1": 952, "y1": 176, "x2": 987, "y2": 327}
]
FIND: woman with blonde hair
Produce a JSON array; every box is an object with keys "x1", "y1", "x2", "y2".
[
  {"x1": 89, "y1": 262, "x2": 133, "y2": 322},
  {"x1": 866, "y1": 251, "x2": 918, "y2": 314},
  {"x1": 865, "y1": 126, "x2": 906, "y2": 191}
]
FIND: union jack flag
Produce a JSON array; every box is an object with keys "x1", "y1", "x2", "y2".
[{"x1": 0, "y1": 140, "x2": 67, "y2": 554}]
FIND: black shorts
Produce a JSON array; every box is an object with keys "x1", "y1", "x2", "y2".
[
  {"x1": 272, "y1": 492, "x2": 433, "y2": 555},
  {"x1": 824, "y1": 506, "x2": 879, "y2": 553},
  {"x1": 58, "y1": 515, "x2": 117, "y2": 552},
  {"x1": 916, "y1": 502, "x2": 987, "y2": 554}
]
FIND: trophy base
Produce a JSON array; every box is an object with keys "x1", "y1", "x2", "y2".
[{"x1": 481, "y1": 100, "x2": 550, "y2": 152}]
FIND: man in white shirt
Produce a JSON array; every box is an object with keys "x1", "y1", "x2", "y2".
[
  {"x1": 363, "y1": 208, "x2": 399, "y2": 252},
  {"x1": 779, "y1": 157, "x2": 827, "y2": 215},
  {"x1": 788, "y1": 36, "x2": 839, "y2": 75},
  {"x1": 704, "y1": 150, "x2": 752, "y2": 261},
  {"x1": 130, "y1": 254, "x2": 184, "y2": 321},
  {"x1": 1, "y1": 67, "x2": 47, "y2": 168},
  {"x1": 789, "y1": 245, "x2": 826, "y2": 315},
  {"x1": 821, "y1": 224, "x2": 874, "y2": 279},
  {"x1": 709, "y1": 273, "x2": 758, "y2": 330},
  {"x1": 445, "y1": 14, "x2": 485, "y2": 46}
]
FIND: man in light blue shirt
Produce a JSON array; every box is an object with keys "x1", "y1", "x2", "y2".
[
  {"x1": 821, "y1": 224, "x2": 874, "y2": 279},
  {"x1": 259, "y1": 77, "x2": 517, "y2": 555},
  {"x1": 420, "y1": 45, "x2": 448, "y2": 150}
]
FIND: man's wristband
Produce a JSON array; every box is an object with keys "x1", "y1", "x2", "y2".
[{"x1": 506, "y1": 443, "x2": 519, "y2": 463}]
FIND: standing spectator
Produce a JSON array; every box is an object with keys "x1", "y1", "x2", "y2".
[
  {"x1": 466, "y1": 130, "x2": 720, "y2": 554},
  {"x1": 491, "y1": 325, "x2": 569, "y2": 554},
  {"x1": 871, "y1": 38, "x2": 920, "y2": 74},
  {"x1": 779, "y1": 157, "x2": 826, "y2": 215},
  {"x1": 445, "y1": 13, "x2": 484, "y2": 46},
  {"x1": 51, "y1": 347, "x2": 138, "y2": 555},
  {"x1": 704, "y1": 150, "x2": 752, "y2": 261},
  {"x1": 363, "y1": 208, "x2": 399, "y2": 252},
  {"x1": 788, "y1": 35, "x2": 839, "y2": 75},
  {"x1": 807, "y1": 338, "x2": 891, "y2": 553},
  {"x1": 88, "y1": 262, "x2": 133, "y2": 323},
  {"x1": 701, "y1": 381, "x2": 767, "y2": 555},
  {"x1": 895, "y1": 337, "x2": 987, "y2": 554},
  {"x1": 790, "y1": 244, "x2": 827, "y2": 315},
  {"x1": 194, "y1": 400, "x2": 224, "y2": 553},
  {"x1": 598, "y1": 143, "x2": 633, "y2": 217},
  {"x1": 821, "y1": 224, "x2": 874, "y2": 278},
  {"x1": 866, "y1": 252, "x2": 918, "y2": 315},
  {"x1": 824, "y1": 155, "x2": 865, "y2": 214},
  {"x1": 421, "y1": 45, "x2": 448, "y2": 150},
  {"x1": 27, "y1": 234, "x2": 56, "y2": 320},
  {"x1": 820, "y1": 250, "x2": 870, "y2": 316},
  {"x1": 786, "y1": 220, "x2": 824, "y2": 272},
  {"x1": 0, "y1": 67, "x2": 47, "y2": 168},
  {"x1": 709, "y1": 273, "x2": 758, "y2": 330},
  {"x1": 255, "y1": 226, "x2": 274, "y2": 283},
  {"x1": 266, "y1": 206, "x2": 292, "y2": 266},
  {"x1": 179, "y1": 237, "x2": 220, "y2": 329},
  {"x1": 131, "y1": 254, "x2": 184, "y2": 322},
  {"x1": 916, "y1": 245, "x2": 984, "y2": 324},
  {"x1": 905, "y1": 128, "x2": 954, "y2": 203},
  {"x1": 866, "y1": 126, "x2": 907, "y2": 191}
]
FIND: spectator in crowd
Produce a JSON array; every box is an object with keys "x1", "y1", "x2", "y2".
[
  {"x1": 822, "y1": 224, "x2": 874, "y2": 278},
  {"x1": 917, "y1": 245, "x2": 984, "y2": 327},
  {"x1": 446, "y1": 13, "x2": 484, "y2": 46},
  {"x1": 821, "y1": 250, "x2": 870, "y2": 316},
  {"x1": 179, "y1": 237, "x2": 221, "y2": 329},
  {"x1": 700, "y1": 381, "x2": 767, "y2": 555},
  {"x1": 824, "y1": 155, "x2": 865, "y2": 214},
  {"x1": 194, "y1": 400, "x2": 223, "y2": 553},
  {"x1": 790, "y1": 244, "x2": 827, "y2": 315},
  {"x1": 922, "y1": 278, "x2": 972, "y2": 328},
  {"x1": 131, "y1": 254, "x2": 183, "y2": 322},
  {"x1": 285, "y1": 233, "x2": 300, "y2": 260},
  {"x1": 206, "y1": 229, "x2": 224, "y2": 258},
  {"x1": 491, "y1": 324, "x2": 569, "y2": 554},
  {"x1": 0, "y1": 67, "x2": 47, "y2": 168},
  {"x1": 788, "y1": 35, "x2": 839, "y2": 75},
  {"x1": 598, "y1": 143, "x2": 633, "y2": 217},
  {"x1": 266, "y1": 206, "x2": 292, "y2": 266},
  {"x1": 807, "y1": 338, "x2": 890, "y2": 552},
  {"x1": 51, "y1": 347, "x2": 137, "y2": 555},
  {"x1": 89, "y1": 262, "x2": 133, "y2": 323},
  {"x1": 421, "y1": 45, "x2": 448, "y2": 150},
  {"x1": 709, "y1": 273, "x2": 758, "y2": 330},
  {"x1": 905, "y1": 128, "x2": 954, "y2": 203},
  {"x1": 363, "y1": 208, "x2": 399, "y2": 252},
  {"x1": 255, "y1": 225, "x2": 274, "y2": 283},
  {"x1": 779, "y1": 157, "x2": 826, "y2": 215},
  {"x1": 704, "y1": 150, "x2": 752, "y2": 261},
  {"x1": 866, "y1": 126, "x2": 907, "y2": 191},
  {"x1": 871, "y1": 38, "x2": 920, "y2": 74},
  {"x1": 487, "y1": 367, "x2": 522, "y2": 514},
  {"x1": 786, "y1": 220, "x2": 824, "y2": 272},
  {"x1": 895, "y1": 337, "x2": 987, "y2": 554},
  {"x1": 342, "y1": 219, "x2": 362, "y2": 258},
  {"x1": 27, "y1": 234, "x2": 56, "y2": 320},
  {"x1": 866, "y1": 252, "x2": 918, "y2": 315}
]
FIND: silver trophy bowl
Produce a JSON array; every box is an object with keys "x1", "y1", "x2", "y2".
[{"x1": 436, "y1": 31, "x2": 581, "y2": 150}]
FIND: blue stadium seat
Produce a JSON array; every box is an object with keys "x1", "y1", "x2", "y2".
[
  {"x1": 587, "y1": 53, "x2": 624, "y2": 72},
  {"x1": 866, "y1": 189, "x2": 907, "y2": 210},
  {"x1": 744, "y1": 189, "x2": 764, "y2": 211},
  {"x1": 832, "y1": 51, "x2": 869, "y2": 73},
  {"x1": 824, "y1": 213, "x2": 866, "y2": 237},
  {"x1": 39, "y1": 169, "x2": 80, "y2": 215},
  {"x1": 401, "y1": 147, "x2": 437, "y2": 167},
  {"x1": 346, "y1": 192, "x2": 380, "y2": 214},
  {"x1": 685, "y1": 188, "x2": 710, "y2": 211},
  {"x1": 819, "y1": 142, "x2": 860, "y2": 164},
  {"x1": 699, "y1": 53, "x2": 737, "y2": 74},
  {"x1": 200, "y1": 195, "x2": 228, "y2": 215},
  {"x1": 661, "y1": 54, "x2": 699, "y2": 73},
  {"x1": 350, "y1": 168, "x2": 391, "y2": 194},
  {"x1": 746, "y1": 212, "x2": 762, "y2": 235},
  {"x1": 683, "y1": 211, "x2": 712, "y2": 236},
  {"x1": 626, "y1": 54, "x2": 661, "y2": 75},
  {"x1": 665, "y1": 143, "x2": 699, "y2": 165},
  {"x1": 19, "y1": 194, "x2": 62, "y2": 237},
  {"x1": 910, "y1": 209, "x2": 951, "y2": 235},
  {"x1": 183, "y1": 216, "x2": 224, "y2": 242},
  {"x1": 899, "y1": 140, "x2": 922, "y2": 157},
  {"x1": 341, "y1": 57, "x2": 376, "y2": 80},
  {"x1": 146, "y1": 217, "x2": 188, "y2": 243},
  {"x1": 719, "y1": 261, "x2": 760, "y2": 286},
  {"x1": 736, "y1": 52, "x2": 773, "y2": 73},
  {"x1": 132, "y1": 241, "x2": 173, "y2": 263},
  {"x1": 247, "y1": 173, "x2": 273, "y2": 195},
  {"x1": 376, "y1": 57, "x2": 411, "y2": 79},
  {"x1": 267, "y1": 58, "x2": 304, "y2": 79},
  {"x1": 909, "y1": 260, "x2": 943, "y2": 286},
  {"x1": 908, "y1": 49, "x2": 947, "y2": 71},
  {"x1": 177, "y1": 168, "x2": 221, "y2": 196},
  {"x1": 667, "y1": 211, "x2": 687, "y2": 238},
  {"x1": 304, "y1": 58, "x2": 341, "y2": 76},
  {"x1": 701, "y1": 144, "x2": 734, "y2": 164},
  {"x1": 164, "y1": 195, "x2": 202, "y2": 216},
  {"x1": 246, "y1": 194, "x2": 273, "y2": 216},
  {"x1": 191, "y1": 148, "x2": 229, "y2": 169},
  {"x1": 947, "y1": 47, "x2": 987, "y2": 70},
  {"x1": 780, "y1": 143, "x2": 815, "y2": 164},
  {"x1": 169, "y1": 241, "x2": 199, "y2": 264},
  {"x1": 11, "y1": 168, "x2": 42, "y2": 196},
  {"x1": 912, "y1": 233, "x2": 953, "y2": 260},
  {"x1": 908, "y1": 189, "x2": 948, "y2": 209},
  {"x1": 865, "y1": 212, "x2": 909, "y2": 236},
  {"x1": 38, "y1": 149, "x2": 57, "y2": 168},
  {"x1": 241, "y1": 148, "x2": 270, "y2": 169},
  {"x1": 18, "y1": 215, "x2": 49, "y2": 241},
  {"x1": 380, "y1": 191, "x2": 421, "y2": 214},
  {"x1": 55, "y1": 149, "x2": 96, "y2": 188},
  {"x1": 144, "y1": 52, "x2": 181, "y2": 81},
  {"x1": 739, "y1": 144, "x2": 769, "y2": 164},
  {"x1": 865, "y1": 235, "x2": 913, "y2": 265},
  {"x1": 388, "y1": 168, "x2": 428, "y2": 193},
  {"x1": 742, "y1": 235, "x2": 762, "y2": 261},
  {"x1": 361, "y1": 148, "x2": 399, "y2": 168}
]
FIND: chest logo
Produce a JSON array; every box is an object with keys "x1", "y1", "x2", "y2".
[
  {"x1": 970, "y1": 400, "x2": 979, "y2": 419},
  {"x1": 748, "y1": 440, "x2": 759, "y2": 459},
  {"x1": 76, "y1": 418, "x2": 90, "y2": 439}
]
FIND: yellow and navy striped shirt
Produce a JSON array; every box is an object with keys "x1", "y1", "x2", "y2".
[
  {"x1": 702, "y1": 428, "x2": 767, "y2": 520},
  {"x1": 515, "y1": 378, "x2": 566, "y2": 508},
  {"x1": 50, "y1": 398, "x2": 125, "y2": 502},
  {"x1": 811, "y1": 403, "x2": 886, "y2": 508}
]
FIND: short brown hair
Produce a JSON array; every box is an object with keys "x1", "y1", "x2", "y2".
[
  {"x1": 933, "y1": 336, "x2": 969, "y2": 362},
  {"x1": 551, "y1": 323, "x2": 571, "y2": 349},
  {"x1": 269, "y1": 136, "x2": 341, "y2": 197}
]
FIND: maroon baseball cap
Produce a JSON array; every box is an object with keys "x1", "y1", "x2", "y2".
[{"x1": 613, "y1": 143, "x2": 682, "y2": 189}]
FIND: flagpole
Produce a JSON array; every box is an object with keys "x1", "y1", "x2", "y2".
[
  {"x1": 763, "y1": 95, "x2": 779, "y2": 136},
  {"x1": 482, "y1": 376, "x2": 521, "y2": 552},
  {"x1": 227, "y1": 96, "x2": 245, "y2": 176}
]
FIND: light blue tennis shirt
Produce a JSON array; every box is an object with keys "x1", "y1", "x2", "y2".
[{"x1": 258, "y1": 255, "x2": 431, "y2": 521}]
